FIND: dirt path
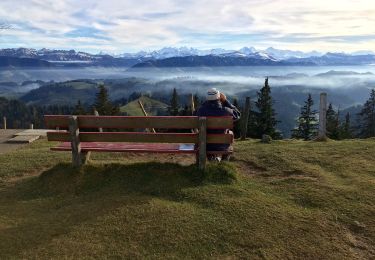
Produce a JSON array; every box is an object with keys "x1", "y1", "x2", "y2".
[{"x1": 0, "y1": 130, "x2": 25, "y2": 154}]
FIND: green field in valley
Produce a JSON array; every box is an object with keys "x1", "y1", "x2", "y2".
[{"x1": 120, "y1": 96, "x2": 169, "y2": 116}]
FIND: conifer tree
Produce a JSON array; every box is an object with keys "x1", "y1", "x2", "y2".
[
  {"x1": 73, "y1": 100, "x2": 86, "y2": 115},
  {"x1": 358, "y1": 89, "x2": 375, "y2": 137},
  {"x1": 180, "y1": 105, "x2": 190, "y2": 116},
  {"x1": 254, "y1": 78, "x2": 280, "y2": 138},
  {"x1": 291, "y1": 94, "x2": 318, "y2": 140},
  {"x1": 169, "y1": 88, "x2": 179, "y2": 116},
  {"x1": 326, "y1": 103, "x2": 340, "y2": 139},
  {"x1": 93, "y1": 84, "x2": 119, "y2": 115},
  {"x1": 339, "y1": 112, "x2": 352, "y2": 139}
]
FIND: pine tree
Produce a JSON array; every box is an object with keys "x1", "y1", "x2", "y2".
[
  {"x1": 326, "y1": 103, "x2": 340, "y2": 139},
  {"x1": 93, "y1": 84, "x2": 119, "y2": 116},
  {"x1": 358, "y1": 89, "x2": 375, "y2": 138},
  {"x1": 180, "y1": 105, "x2": 190, "y2": 116},
  {"x1": 291, "y1": 94, "x2": 318, "y2": 140},
  {"x1": 254, "y1": 78, "x2": 280, "y2": 138},
  {"x1": 339, "y1": 112, "x2": 352, "y2": 139},
  {"x1": 169, "y1": 88, "x2": 179, "y2": 116},
  {"x1": 73, "y1": 100, "x2": 86, "y2": 115}
]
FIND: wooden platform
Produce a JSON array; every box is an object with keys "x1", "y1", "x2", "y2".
[
  {"x1": 0, "y1": 130, "x2": 25, "y2": 154},
  {"x1": 13, "y1": 129, "x2": 49, "y2": 137},
  {"x1": 5, "y1": 129, "x2": 48, "y2": 144},
  {"x1": 7, "y1": 135, "x2": 40, "y2": 144}
]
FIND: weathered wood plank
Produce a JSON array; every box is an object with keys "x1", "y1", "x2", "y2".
[
  {"x1": 47, "y1": 131, "x2": 70, "y2": 141},
  {"x1": 198, "y1": 117, "x2": 207, "y2": 170},
  {"x1": 47, "y1": 131, "x2": 232, "y2": 144},
  {"x1": 45, "y1": 115, "x2": 70, "y2": 128},
  {"x1": 3, "y1": 116, "x2": 7, "y2": 130},
  {"x1": 48, "y1": 132, "x2": 198, "y2": 143},
  {"x1": 51, "y1": 142, "x2": 231, "y2": 154},
  {"x1": 69, "y1": 116, "x2": 82, "y2": 167},
  {"x1": 94, "y1": 110, "x2": 103, "y2": 132},
  {"x1": 45, "y1": 115, "x2": 232, "y2": 129},
  {"x1": 51, "y1": 142, "x2": 198, "y2": 154}
]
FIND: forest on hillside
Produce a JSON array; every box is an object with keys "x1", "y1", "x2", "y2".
[{"x1": 1, "y1": 79, "x2": 374, "y2": 140}]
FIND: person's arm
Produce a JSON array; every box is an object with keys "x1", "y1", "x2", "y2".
[{"x1": 220, "y1": 93, "x2": 241, "y2": 121}]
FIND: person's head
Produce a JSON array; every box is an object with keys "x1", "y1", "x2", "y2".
[{"x1": 206, "y1": 88, "x2": 220, "y2": 101}]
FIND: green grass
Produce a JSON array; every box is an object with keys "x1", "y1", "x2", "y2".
[
  {"x1": 120, "y1": 96, "x2": 168, "y2": 116},
  {"x1": 0, "y1": 139, "x2": 374, "y2": 259}
]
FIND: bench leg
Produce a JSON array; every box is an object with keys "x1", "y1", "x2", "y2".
[
  {"x1": 82, "y1": 152, "x2": 91, "y2": 164},
  {"x1": 69, "y1": 116, "x2": 83, "y2": 167}
]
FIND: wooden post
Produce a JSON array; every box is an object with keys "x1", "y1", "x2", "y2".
[
  {"x1": 318, "y1": 93, "x2": 327, "y2": 139},
  {"x1": 241, "y1": 97, "x2": 250, "y2": 140},
  {"x1": 94, "y1": 109, "x2": 103, "y2": 132},
  {"x1": 3, "y1": 117, "x2": 6, "y2": 130},
  {"x1": 69, "y1": 116, "x2": 82, "y2": 167},
  {"x1": 198, "y1": 117, "x2": 207, "y2": 170},
  {"x1": 191, "y1": 94, "x2": 195, "y2": 115},
  {"x1": 138, "y1": 100, "x2": 156, "y2": 133}
]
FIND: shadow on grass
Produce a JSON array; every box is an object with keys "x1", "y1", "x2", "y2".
[
  {"x1": 0, "y1": 162, "x2": 237, "y2": 258},
  {"x1": 15, "y1": 161, "x2": 237, "y2": 200}
]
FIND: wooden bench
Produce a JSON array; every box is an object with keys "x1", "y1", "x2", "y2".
[{"x1": 45, "y1": 115, "x2": 234, "y2": 170}]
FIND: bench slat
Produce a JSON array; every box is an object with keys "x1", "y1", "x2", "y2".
[
  {"x1": 47, "y1": 132, "x2": 233, "y2": 144},
  {"x1": 50, "y1": 142, "x2": 232, "y2": 154},
  {"x1": 45, "y1": 116, "x2": 233, "y2": 129}
]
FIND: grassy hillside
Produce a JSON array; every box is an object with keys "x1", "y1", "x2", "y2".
[
  {"x1": 21, "y1": 80, "x2": 98, "y2": 106},
  {"x1": 120, "y1": 96, "x2": 168, "y2": 116},
  {"x1": 0, "y1": 139, "x2": 374, "y2": 259}
]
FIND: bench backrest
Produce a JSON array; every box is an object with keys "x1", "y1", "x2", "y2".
[{"x1": 45, "y1": 115, "x2": 233, "y2": 145}]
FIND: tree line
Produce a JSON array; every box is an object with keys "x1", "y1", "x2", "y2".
[
  {"x1": 166, "y1": 78, "x2": 375, "y2": 140},
  {"x1": 1, "y1": 81, "x2": 375, "y2": 140},
  {"x1": 0, "y1": 84, "x2": 119, "y2": 129}
]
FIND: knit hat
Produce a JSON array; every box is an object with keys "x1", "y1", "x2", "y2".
[{"x1": 206, "y1": 88, "x2": 220, "y2": 101}]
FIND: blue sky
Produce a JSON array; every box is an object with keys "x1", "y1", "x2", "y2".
[{"x1": 0, "y1": 0, "x2": 374, "y2": 54}]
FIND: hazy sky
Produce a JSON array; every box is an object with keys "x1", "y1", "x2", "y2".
[{"x1": 0, "y1": 0, "x2": 374, "y2": 54}]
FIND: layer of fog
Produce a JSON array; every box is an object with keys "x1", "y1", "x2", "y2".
[{"x1": 1, "y1": 66, "x2": 375, "y2": 99}]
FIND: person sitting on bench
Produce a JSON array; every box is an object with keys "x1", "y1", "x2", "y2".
[{"x1": 196, "y1": 88, "x2": 241, "y2": 161}]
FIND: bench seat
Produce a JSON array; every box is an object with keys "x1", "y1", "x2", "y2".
[{"x1": 51, "y1": 142, "x2": 232, "y2": 154}]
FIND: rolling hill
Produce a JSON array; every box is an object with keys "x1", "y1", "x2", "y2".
[{"x1": 120, "y1": 96, "x2": 169, "y2": 116}]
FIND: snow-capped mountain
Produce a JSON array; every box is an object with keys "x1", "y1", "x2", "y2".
[
  {"x1": 121, "y1": 47, "x2": 236, "y2": 59},
  {"x1": 265, "y1": 47, "x2": 322, "y2": 59},
  {"x1": 119, "y1": 46, "x2": 325, "y2": 60},
  {"x1": 0, "y1": 48, "x2": 100, "y2": 61},
  {"x1": 0, "y1": 47, "x2": 374, "y2": 67}
]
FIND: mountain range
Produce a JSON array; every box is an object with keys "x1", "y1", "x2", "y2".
[{"x1": 0, "y1": 47, "x2": 374, "y2": 67}]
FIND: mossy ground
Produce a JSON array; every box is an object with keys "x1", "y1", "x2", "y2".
[{"x1": 0, "y1": 139, "x2": 374, "y2": 259}]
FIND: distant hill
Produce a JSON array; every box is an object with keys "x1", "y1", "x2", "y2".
[
  {"x1": 0, "y1": 56, "x2": 52, "y2": 67},
  {"x1": 287, "y1": 53, "x2": 375, "y2": 66},
  {"x1": 132, "y1": 55, "x2": 292, "y2": 68},
  {"x1": 314, "y1": 70, "x2": 374, "y2": 77},
  {"x1": 120, "y1": 96, "x2": 168, "y2": 116},
  {"x1": 21, "y1": 80, "x2": 98, "y2": 105}
]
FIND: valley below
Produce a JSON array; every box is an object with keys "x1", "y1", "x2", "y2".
[{"x1": 1, "y1": 65, "x2": 375, "y2": 137}]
